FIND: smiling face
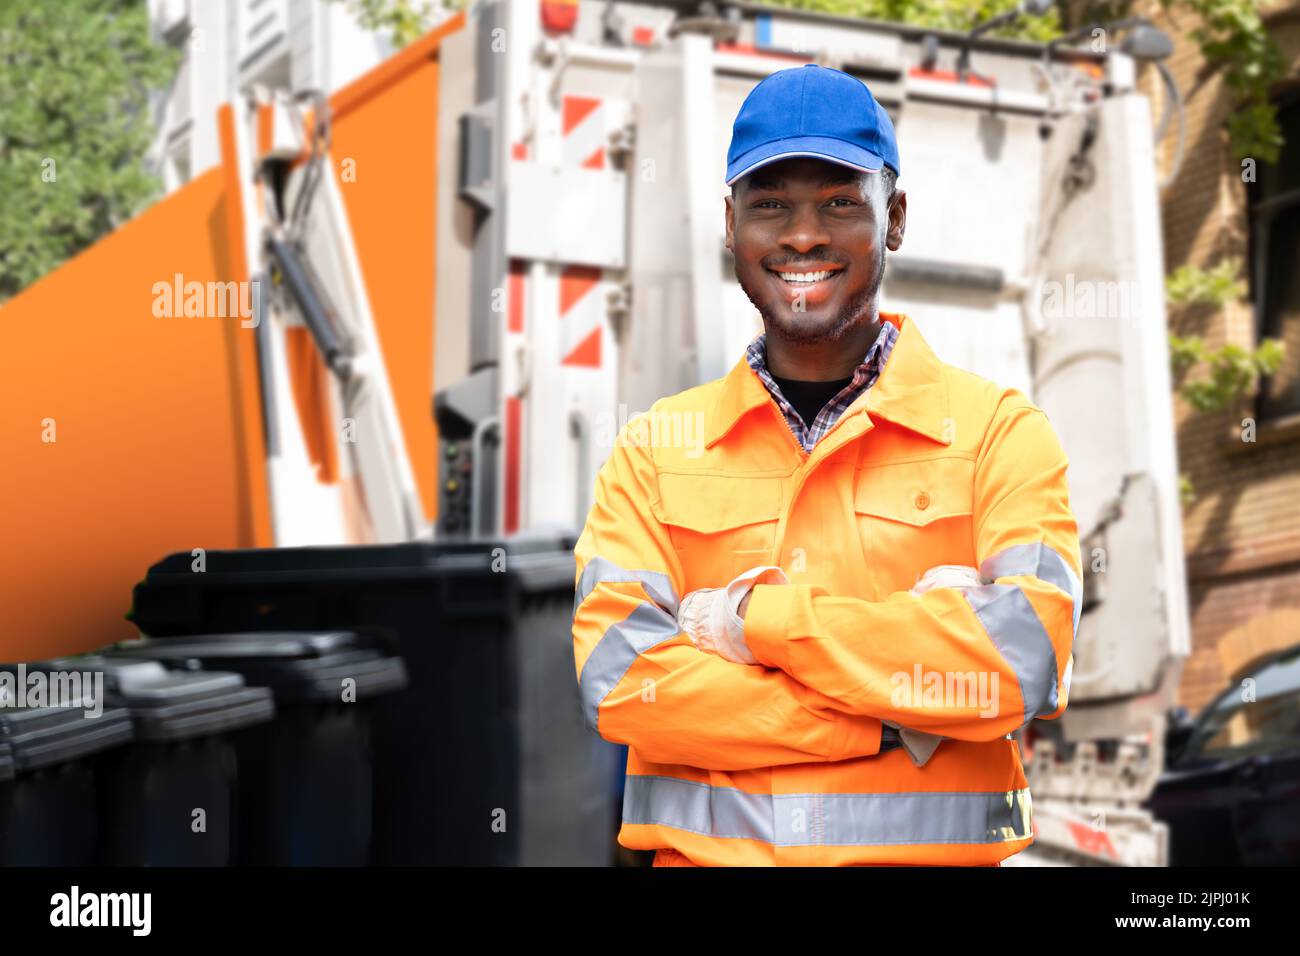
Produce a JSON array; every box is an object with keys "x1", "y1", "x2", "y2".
[{"x1": 725, "y1": 156, "x2": 906, "y2": 348}]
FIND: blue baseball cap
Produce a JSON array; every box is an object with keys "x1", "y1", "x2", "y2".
[{"x1": 725, "y1": 63, "x2": 900, "y2": 186}]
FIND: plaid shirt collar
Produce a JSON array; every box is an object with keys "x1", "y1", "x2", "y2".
[{"x1": 745, "y1": 319, "x2": 900, "y2": 453}]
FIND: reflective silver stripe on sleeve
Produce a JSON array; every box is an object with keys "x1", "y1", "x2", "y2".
[
  {"x1": 574, "y1": 556, "x2": 679, "y2": 618},
  {"x1": 963, "y1": 583, "x2": 1058, "y2": 723},
  {"x1": 623, "y1": 775, "x2": 1032, "y2": 846},
  {"x1": 574, "y1": 558, "x2": 683, "y2": 733},
  {"x1": 980, "y1": 541, "x2": 1082, "y2": 636},
  {"x1": 577, "y1": 603, "x2": 680, "y2": 732}
]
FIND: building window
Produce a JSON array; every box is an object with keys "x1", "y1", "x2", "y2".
[{"x1": 1249, "y1": 88, "x2": 1300, "y2": 422}]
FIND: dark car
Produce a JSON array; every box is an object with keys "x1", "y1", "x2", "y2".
[{"x1": 1145, "y1": 644, "x2": 1300, "y2": 865}]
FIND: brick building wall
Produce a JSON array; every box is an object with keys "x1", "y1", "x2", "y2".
[{"x1": 1142, "y1": 1, "x2": 1300, "y2": 711}]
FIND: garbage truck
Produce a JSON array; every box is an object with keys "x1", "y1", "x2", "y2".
[{"x1": 4, "y1": 0, "x2": 1190, "y2": 865}]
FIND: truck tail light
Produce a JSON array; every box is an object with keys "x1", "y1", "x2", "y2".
[{"x1": 541, "y1": 0, "x2": 578, "y2": 35}]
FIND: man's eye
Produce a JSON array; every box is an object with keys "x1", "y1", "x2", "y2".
[
  {"x1": 754, "y1": 199, "x2": 783, "y2": 209},
  {"x1": 827, "y1": 197, "x2": 856, "y2": 207}
]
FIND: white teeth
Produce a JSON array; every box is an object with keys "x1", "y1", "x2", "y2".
[{"x1": 776, "y1": 270, "x2": 834, "y2": 283}]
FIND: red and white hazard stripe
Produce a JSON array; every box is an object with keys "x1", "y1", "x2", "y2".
[
  {"x1": 559, "y1": 265, "x2": 602, "y2": 368},
  {"x1": 562, "y1": 95, "x2": 605, "y2": 170},
  {"x1": 557, "y1": 95, "x2": 606, "y2": 368}
]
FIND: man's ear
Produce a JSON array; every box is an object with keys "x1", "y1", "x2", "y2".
[
  {"x1": 885, "y1": 189, "x2": 906, "y2": 252},
  {"x1": 724, "y1": 193, "x2": 735, "y2": 252}
]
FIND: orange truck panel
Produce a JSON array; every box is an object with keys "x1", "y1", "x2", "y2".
[
  {"x1": 2, "y1": 168, "x2": 270, "y2": 661},
  {"x1": 3, "y1": 13, "x2": 468, "y2": 660}
]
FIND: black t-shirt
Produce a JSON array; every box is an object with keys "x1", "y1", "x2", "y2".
[{"x1": 769, "y1": 373, "x2": 854, "y2": 428}]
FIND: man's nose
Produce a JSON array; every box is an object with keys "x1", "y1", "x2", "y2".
[{"x1": 778, "y1": 204, "x2": 831, "y2": 253}]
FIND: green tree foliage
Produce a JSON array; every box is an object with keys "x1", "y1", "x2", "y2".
[
  {"x1": 1160, "y1": 0, "x2": 1286, "y2": 162},
  {"x1": 1165, "y1": 260, "x2": 1286, "y2": 506},
  {"x1": 0, "y1": 0, "x2": 178, "y2": 302},
  {"x1": 1166, "y1": 260, "x2": 1248, "y2": 308},
  {"x1": 1166, "y1": 260, "x2": 1284, "y2": 415},
  {"x1": 763, "y1": 0, "x2": 1062, "y2": 41},
  {"x1": 1169, "y1": 335, "x2": 1285, "y2": 413},
  {"x1": 331, "y1": 0, "x2": 447, "y2": 47}
]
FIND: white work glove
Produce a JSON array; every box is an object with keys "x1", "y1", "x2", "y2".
[
  {"x1": 677, "y1": 565, "x2": 790, "y2": 665},
  {"x1": 888, "y1": 564, "x2": 991, "y2": 767},
  {"x1": 911, "y1": 564, "x2": 988, "y2": 594}
]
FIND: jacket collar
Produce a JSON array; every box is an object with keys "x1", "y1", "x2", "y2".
[{"x1": 703, "y1": 312, "x2": 952, "y2": 449}]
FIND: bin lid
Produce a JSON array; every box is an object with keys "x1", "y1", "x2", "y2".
[
  {"x1": 0, "y1": 703, "x2": 134, "y2": 772},
  {"x1": 118, "y1": 631, "x2": 366, "y2": 659},
  {"x1": 126, "y1": 684, "x2": 274, "y2": 742},
  {"x1": 108, "y1": 633, "x2": 409, "y2": 702},
  {"x1": 136, "y1": 537, "x2": 577, "y2": 593},
  {"x1": 25, "y1": 657, "x2": 275, "y2": 744}
]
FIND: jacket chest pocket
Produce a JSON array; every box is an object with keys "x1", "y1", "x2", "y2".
[
  {"x1": 853, "y1": 457, "x2": 976, "y2": 593},
  {"x1": 652, "y1": 473, "x2": 782, "y2": 586}
]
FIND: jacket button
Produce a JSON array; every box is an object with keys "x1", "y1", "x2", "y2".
[{"x1": 915, "y1": 491, "x2": 930, "y2": 510}]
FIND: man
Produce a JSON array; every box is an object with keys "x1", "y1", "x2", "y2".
[{"x1": 572, "y1": 64, "x2": 1081, "y2": 866}]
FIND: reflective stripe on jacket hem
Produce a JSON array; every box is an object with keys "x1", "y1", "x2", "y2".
[{"x1": 623, "y1": 774, "x2": 1032, "y2": 846}]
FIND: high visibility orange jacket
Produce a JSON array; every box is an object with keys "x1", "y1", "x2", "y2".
[{"x1": 572, "y1": 312, "x2": 1082, "y2": 865}]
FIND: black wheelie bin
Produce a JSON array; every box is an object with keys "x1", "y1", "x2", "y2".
[
  {"x1": 127, "y1": 534, "x2": 620, "y2": 865},
  {"x1": 0, "y1": 664, "x2": 134, "y2": 865},
  {"x1": 93, "y1": 656, "x2": 274, "y2": 865},
  {"x1": 107, "y1": 631, "x2": 408, "y2": 865},
  {"x1": 32, "y1": 656, "x2": 276, "y2": 866}
]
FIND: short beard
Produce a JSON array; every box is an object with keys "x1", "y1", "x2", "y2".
[{"x1": 740, "y1": 244, "x2": 885, "y2": 346}]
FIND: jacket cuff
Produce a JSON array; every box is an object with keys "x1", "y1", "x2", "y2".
[
  {"x1": 899, "y1": 727, "x2": 944, "y2": 766},
  {"x1": 743, "y1": 582, "x2": 800, "y2": 673},
  {"x1": 725, "y1": 565, "x2": 789, "y2": 655},
  {"x1": 830, "y1": 713, "x2": 883, "y2": 760},
  {"x1": 883, "y1": 719, "x2": 944, "y2": 767}
]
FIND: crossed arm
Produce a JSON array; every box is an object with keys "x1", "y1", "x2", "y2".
[
  {"x1": 572, "y1": 427, "x2": 885, "y2": 772},
  {"x1": 572, "y1": 397, "x2": 1081, "y2": 771}
]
